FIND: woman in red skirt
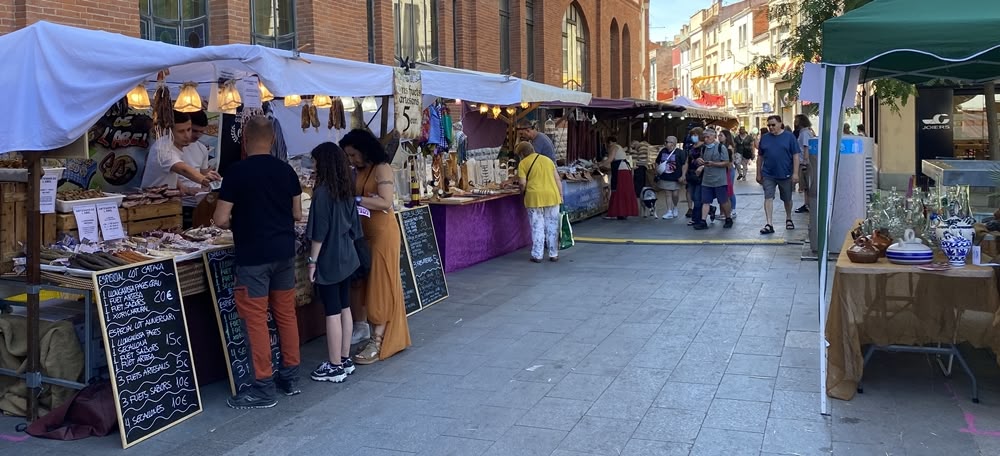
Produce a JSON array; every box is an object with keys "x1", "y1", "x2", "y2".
[{"x1": 603, "y1": 136, "x2": 638, "y2": 220}]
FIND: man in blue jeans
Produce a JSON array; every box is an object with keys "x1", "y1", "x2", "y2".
[
  {"x1": 756, "y1": 115, "x2": 800, "y2": 235},
  {"x1": 214, "y1": 116, "x2": 303, "y2": 409}
]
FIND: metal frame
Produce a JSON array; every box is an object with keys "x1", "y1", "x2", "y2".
[
  {"x1": 0, "y1": 279, "x2": 96, "y2": 391},
  {"x1": 857, "y1": 343, "x2": 979, "y2": 403}
]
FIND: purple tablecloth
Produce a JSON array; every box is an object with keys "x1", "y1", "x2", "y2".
[{"x1": 430, "y1": 194, "x2": 532, "y2": 272}]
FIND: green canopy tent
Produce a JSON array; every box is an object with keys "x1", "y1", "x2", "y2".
[{"x1": 815, "y1": 0, "x2": 1000, "y2": 414}]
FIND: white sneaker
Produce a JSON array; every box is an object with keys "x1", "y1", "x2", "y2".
[
  {"x1": 662, "y1": 212, "x2": 672, "y2": 220},
  {"x1": 671, "y1": 208, "x2": 679, "y2": 218},
  {"x1": 730, "y1": 210, "x2": 738, "y2": 219}
]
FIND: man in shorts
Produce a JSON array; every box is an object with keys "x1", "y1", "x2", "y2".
[{"x1": 756, "y1": 115, "x2": 799, "y2": 235}]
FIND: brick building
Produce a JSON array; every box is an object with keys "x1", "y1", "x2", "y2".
[{"x1": 0, "y1": 0, "x2": 649, "y2": 99}]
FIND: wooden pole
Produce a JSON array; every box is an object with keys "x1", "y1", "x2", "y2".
[
  {"x1": 24, "y1": 151, "x2": 42, "y2": 422},
  {"x1": 986, "y1": 82, "x2": 999, "y2": 161},
  {"x1": 380, "y1": 95, "x2": 391, "y2": 140}
]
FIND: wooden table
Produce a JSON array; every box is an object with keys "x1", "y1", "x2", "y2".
[{"x1": 825, "y1": 235, "x2": 1000, "y2": 402}]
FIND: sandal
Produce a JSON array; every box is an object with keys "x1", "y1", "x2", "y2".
[
  {"x1": 785, "y1": 219, "x2": 795, "y2": 230},
  {"x1": 760, "y1": 224, "x2": 775, "y2": 235},
  {"x1": 549, "y1": 257, "x2": 559, "y2": 262},
  {"x1": 353, "y1": 335, "x2": 382, "y2": 365}
]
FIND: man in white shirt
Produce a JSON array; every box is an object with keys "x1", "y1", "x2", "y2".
[
  {"x1": 177, "y1": 111, "x2": 217, "y2": 227},
  {"x1": 141, "y1": 110, "x2": 221, "y2": 191}
]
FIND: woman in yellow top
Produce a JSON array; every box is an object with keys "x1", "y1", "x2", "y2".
[{"x1": 515, "y1": 141, "x2": 563, "y2": 263}]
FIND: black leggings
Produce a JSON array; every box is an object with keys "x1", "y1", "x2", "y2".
[{"x1": 317, "y1": 279, "x2": 351, "y2": 316}]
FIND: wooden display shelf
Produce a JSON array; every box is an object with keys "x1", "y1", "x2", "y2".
[
  {"x1": 1, "y1": 182, "x2": 57, "y2": 273},
  {"x1": 127, "y1": 200, "x2": 182, "y2": 235}
]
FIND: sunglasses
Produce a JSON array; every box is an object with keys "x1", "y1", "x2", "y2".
[{"x1": 767, "y1": 124, "x2": 779, "y2": 127}]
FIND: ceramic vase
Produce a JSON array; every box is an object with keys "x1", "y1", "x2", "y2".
[{"x1": 939, "y1": 231, "x2": 973, "y2": 267}]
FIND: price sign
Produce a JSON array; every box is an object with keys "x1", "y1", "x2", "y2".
[
  {"x1": 73, "y1": 204, "x2": 100, "y2": 242},
  {"x1": 39, "y1": 173, "x2": 58, "y2": 214},
  {"x1": 96, "y1": 201, "x2": 126, "y2": 241},
  {"x1": 93, "y1": 258, "x2": 202, "y2": 448}
]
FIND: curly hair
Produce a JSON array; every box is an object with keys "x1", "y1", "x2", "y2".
[
  {"x1": 338, "y1": 129, "x2": 389, "y2": 165},
  {"x1": 311, "y1": 142, "x2": 354, "y2": 200}
]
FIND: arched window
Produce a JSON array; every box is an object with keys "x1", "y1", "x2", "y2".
[
  {"x1": 622, "y1": 25, "x2": 632, "y2": 98},
  {"x1": 251, "y1": 0, "x2": 296, "y2": 50},
  {"x1": 140, "y1": 0, "x2": 209, "y2": 48},
  {"x1": 562, "y1": 3, "x2": 588, "y2": 92},
  {"x1": 610, "y1": 19, "x2": 620, "y2": 98}
]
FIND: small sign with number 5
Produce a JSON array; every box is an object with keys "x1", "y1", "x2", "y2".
[{"x1": 394, "y1": 68, "x2": 423, "y2": 140}]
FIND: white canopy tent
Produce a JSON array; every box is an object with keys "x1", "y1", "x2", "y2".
[
  {"x1": 415, "y1": 62, "x2": 592, "y2": 106},
  {"x1": 0, "y1": 21, "x2": 395, "y2": 153}
]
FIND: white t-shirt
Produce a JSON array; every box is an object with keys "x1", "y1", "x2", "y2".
[
  {"x1": 140, "y1": 135, "x2": 185, "y2": 189},
  {"x1": 178, "y1": 141, "x2": 211, "y2": 207}
]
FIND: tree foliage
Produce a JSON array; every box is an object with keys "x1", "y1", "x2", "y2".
[{"x1": 746, "y1": 0, "x2": 916, "y2": 113}]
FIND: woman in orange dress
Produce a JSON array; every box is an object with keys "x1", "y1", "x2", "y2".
[{"x1": 339, "y1": 129, "x2": 411, "y2": 364}]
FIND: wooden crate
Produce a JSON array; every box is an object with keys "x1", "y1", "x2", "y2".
[
  {"x1": 127, "y1": 200, "x2": 182, "y2": 235},
  {"x1": 1, "y1": 182, "x2": 57, "y2": 273}
]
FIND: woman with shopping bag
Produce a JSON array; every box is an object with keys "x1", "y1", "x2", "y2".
[{"x1": 514, "y1": 141, "x2": 563, "y2": 263}]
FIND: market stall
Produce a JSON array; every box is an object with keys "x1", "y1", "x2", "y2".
[
  {"x1": 0, "y1": 21, "x2": 419, "y2": 438},
  {"x1": 813, "y1": 0, "x2": 1000, "y2": 414},
  {"x1": 389, "y1": 63, "x2": 593, "y2": 272}
]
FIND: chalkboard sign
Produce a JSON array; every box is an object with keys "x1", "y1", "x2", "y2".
[
  {"x1": 93, "y1": 258, "x2": 202, "y2": 449},
  {"x1": 399, "y1": 206, "x2": 448, "y2": 309},
  {"x1": 203, "y1": 248, "x2": 283, "y2": 396},
  {"x1": 397, "y1": 218, "x2": 420, "y2": 315}
]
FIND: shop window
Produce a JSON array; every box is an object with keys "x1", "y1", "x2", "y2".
[
  {"x1": 562, "y1": 2, "x2": 589, "y2": 92},
  {"x1": 140, "y1": 0, "x2": 208, "y2": 48},
  {"x1": 953, "y1": 92, "x2": 1000, "y2": 159},
  {"x1": 500, "y1": 0, "x2": 510, "y2": 74},
  {"x1": 251, "y1": 0, "x2": 296, "y2": 50},
  {"x1": 394, "y1": 0, "x2": 438, "y2": 63},
  {"x1": 525, "y1": 0, "x2": 535, "y2": 79}
]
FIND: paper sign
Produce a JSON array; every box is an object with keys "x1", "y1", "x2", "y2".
[
  {"x1": 39, "y1": 174, "x2": 58, "y2": 214},
  {"x1": 394, "y1": 68, "x2": 423, "y2": 140},
  {"x1": 96, "y1": 202, "x2": 125, "y2": 241},
  {"x1": 73, "y1": 205, "x2": 100, "y2": 242},
  {"x1": 239, "y1": 77, "x2": 262, "y2": 110}
]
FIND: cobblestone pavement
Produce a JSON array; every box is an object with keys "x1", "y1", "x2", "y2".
[{"x1": 3, "y1": 178, "x2": 1000, "y2": 455}]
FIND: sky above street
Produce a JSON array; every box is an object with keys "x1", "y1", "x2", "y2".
[{"x1": 649, "y1": 0, "x2": 738, "y2": 43}]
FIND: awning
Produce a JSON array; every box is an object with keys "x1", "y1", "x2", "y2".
[
  {"x1": 414, "y1": 62, "x2": 593, "y2": 106},
  {"x1": 0, "y1": 21, "x2": 396, "y2": 153},
  {"x1": 822, "y1": 0, "x2": 1000, "y2": 83}
]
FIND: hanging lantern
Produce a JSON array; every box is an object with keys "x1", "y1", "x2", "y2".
[
  {"x1": 505, "y1": 106, "x2": 516, "y2": 116},
  {"x1": 218, "y1": 80, "x2": 242, "y2": 112},
  {"x1": 479, "y1": 104, "x2": 489, "y2": 114},
  {"x1": 284, "y1": 94, "x2": 302, "y2": 107},
  {"x1": 361, "y1": 96, "x2": 378, "y2": 112},
  {"x1": 313, "y1": 95, "x2": 333, "y2": 109},
  {"x1": 668, "y1": 113, "x2": 674, "y2": 119},
  {"x1": 126, "y1": 83, "x2": 151, "y2": 110},
  {"x1": 454, "y1": 98, "x2": 462, "y2": 104},
  {"x1": 341, "y1": 96, "x2": 357, "y2": 112},
  {"x1": 491, "y1": 105, "x2": 501, "y2": 119},
  {"x1": 680, "y1": 115, "x2": 687, "y2": 120},
  {"x1": 174, "y1": 82, "x2": 203, "y2": 113},
  {"x1": 258, "y1": 79, "x2": 275, "y2": 102},
  {"x1": 520, "y1": 101, "x2": 530, "y2": 109}
]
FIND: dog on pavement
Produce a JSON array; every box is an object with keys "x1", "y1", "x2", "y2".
[{"x1": 640, "y1": 187, "x2": 658, "y2": 218}]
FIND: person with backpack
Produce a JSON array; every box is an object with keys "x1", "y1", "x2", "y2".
[
  {"x1": 734, "y1": 126, "x2": 754, "y2": 181},
  {"x1": 691, "y1": 128, "x2": 734, "y2": 230},
  {"x1": 655, "y1": 136, "x2": 687, "y2": 219}
]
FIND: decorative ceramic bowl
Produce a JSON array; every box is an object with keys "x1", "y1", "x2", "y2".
[{"x1": 886, "y1": 229, "x2": 934, "y2": 265}]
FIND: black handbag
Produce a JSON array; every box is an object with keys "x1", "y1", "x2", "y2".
[{"x1": 350, "y1": 208, "x2": 371, "y2": 280}]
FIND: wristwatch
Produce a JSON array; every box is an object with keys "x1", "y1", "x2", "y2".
[
  {"x1": 355, "y1": 196, "x2": 362, "y2": 204},
  {"x1": 307, "y1": 257, "x2": 317, "y2": 265}
]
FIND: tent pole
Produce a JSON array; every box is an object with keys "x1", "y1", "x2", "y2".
[
  {"x1": 985, "y1": 82, "x2": 999, "y2": 161},
  {"x1": 380, "y1": 95, "x2": 391, "y2": 140},
  {"x1": 24, "y1": 151, "x2": 42, "y2": 422}
]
